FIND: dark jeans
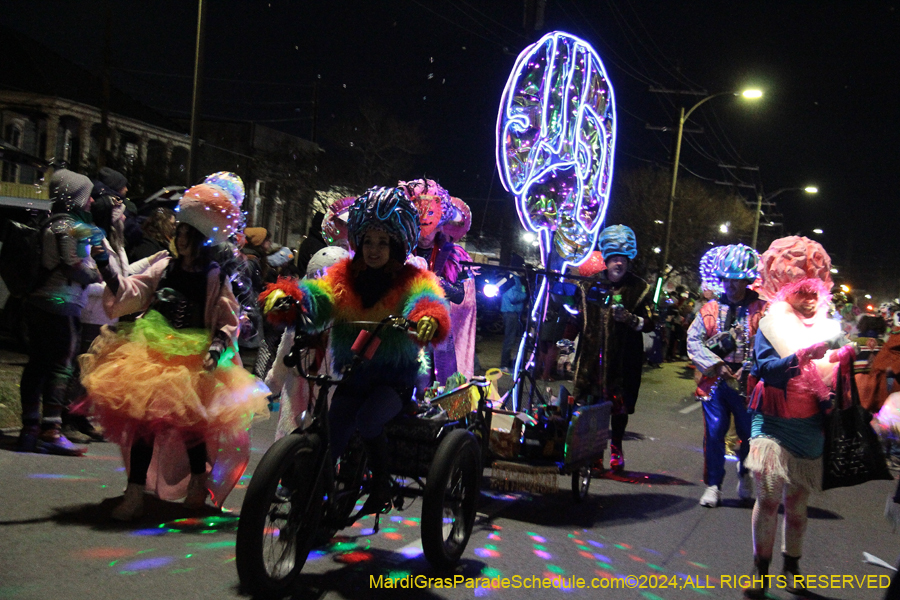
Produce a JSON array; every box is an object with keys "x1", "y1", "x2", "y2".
[
  {"x1": 500, "y1": 311, "x2": 522, "y2": 369},
  {"x1": 19, "y1": 304, "x2": 81, "y2": 427},
  {"x1": 329, "y1": 383, "x2": 403, "y2": 461}
]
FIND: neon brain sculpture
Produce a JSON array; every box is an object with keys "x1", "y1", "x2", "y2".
[
  {"x1": 496, "y1": 31, "x2": 616, "y2": 409},
  {"x1": 496, "y1": 31, "x2": 616, "y2": 268}
]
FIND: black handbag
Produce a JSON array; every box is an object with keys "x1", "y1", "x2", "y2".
[{"x1": 821, "y1": 360, "x2": 894, "y2": 490}]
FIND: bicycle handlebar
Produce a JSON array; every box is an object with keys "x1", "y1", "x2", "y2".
[{"x1": 284, "y1": 315, "x2": 417, "y2": 385}]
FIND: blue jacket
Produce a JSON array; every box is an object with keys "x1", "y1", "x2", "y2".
[{"x1": 500, "y1": 275, "x2": 526, "y2": 313}]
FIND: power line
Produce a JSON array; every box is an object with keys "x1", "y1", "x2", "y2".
[
  {"x1": 447, "y1": 0, "x2": 530, "y2": 41},
  {"x1": 112, "y1": 66, "x2": 315, "y2": 87},
  {"x1": 405, "y1": 0, "x2": 512, "y2": 49}
]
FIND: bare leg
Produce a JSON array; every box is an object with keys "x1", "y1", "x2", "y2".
[{"x1": 751, "y1": 468, "x2": 785, "y2": 561}]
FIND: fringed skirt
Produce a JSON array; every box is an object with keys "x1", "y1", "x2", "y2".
[{"x1": 745, "y1": 436, "x2": 822, "y2": 492}]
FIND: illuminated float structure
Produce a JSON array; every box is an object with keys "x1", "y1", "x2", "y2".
[{"x1": 495, "y1": 31, "x2": 617, "y2": 408}]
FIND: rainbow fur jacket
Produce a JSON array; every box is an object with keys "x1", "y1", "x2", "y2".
[{"x1": 273, "y1": 258, "x2": 450, "y2": 388}]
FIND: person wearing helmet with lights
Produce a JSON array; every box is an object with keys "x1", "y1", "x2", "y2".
[
  {"x1": 573, "y1": 225, "x2": 653, "y2": 473},
  {"x1": 79, "y1": 173, "x2": 271, "y2": 521},
  {"x1": 260, "y1": 186, "x2": 451, "y2": 515},
  {"x1": 687, "y1": 244, "x2": 767, "y2": 508}
]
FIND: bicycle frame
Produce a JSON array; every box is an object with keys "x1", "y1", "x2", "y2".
[{"x1": 284, "y1": 315, "x2": 413, "y2": 531}]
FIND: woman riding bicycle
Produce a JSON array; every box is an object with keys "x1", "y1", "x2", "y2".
[{"x1": 261, "y1": 185, "x2": 451, "y2": 515}]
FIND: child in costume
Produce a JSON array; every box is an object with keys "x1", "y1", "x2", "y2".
[
  {"x1": 79, "y1": 173, "x2": 270, "y2": 521},
  {"x1": 260, "y1": 186, "x2": 450, "y2": 515}
]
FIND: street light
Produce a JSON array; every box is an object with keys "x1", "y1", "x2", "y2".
[
  {"x1": 661, "y1": 89, "x2": 762, "y2": 269},
  {"x1": 751, "y1": 185, "x2": 818, "y2": 249}
]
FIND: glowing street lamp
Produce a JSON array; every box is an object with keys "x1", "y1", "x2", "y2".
[{"x1": 812, "y1": 228, "x2": 824, "y2": 235}]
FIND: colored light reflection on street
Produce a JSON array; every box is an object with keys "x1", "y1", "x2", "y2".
[
  {"x1": 28, "y1": 473, "x2": 98, "y2": 481},
  {"x1": 398, "y1": 545, "x2": 423, "y2": 559},
  {"x1": 185, "y1": 540, "x2": 235, "y2": 550},
  {"x1": 77, "y1": 547, "x2": 135, "y2": 560},
  {"x1": 334, "y1": 550, "x2": 373, "y2": 564},
  {"x1": 131, "y1": 528, "x2": 171, "y2": 537},
  {"x1": 117, "y1": 556, "x2": 175, "y2": 572}
]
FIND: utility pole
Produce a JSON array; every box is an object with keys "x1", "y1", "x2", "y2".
[
  {"x1": 98, "y1": 0, "x2": 112, "y2": 171},
  {"x1": 647, "y1": 87, "x2": 708, "y2": 271},
  {"x1": 187, "y1": 0, "x2": 207, "y2": 187}
]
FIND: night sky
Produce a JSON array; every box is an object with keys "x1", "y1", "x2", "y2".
[{"x1": 6, "y1": 1, "x2": 900, "y2": 295}]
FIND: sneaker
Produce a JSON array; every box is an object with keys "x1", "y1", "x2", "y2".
[
  {"x1": 609, "y1": 444, "x2": 624, "y2": 473},
  {"x1": 737, "y1": 466, "x2": 754, "y2": 503},
  {"x1": 61, "y1": 424, "x2": 93, "y2": 445},
  {"x1": 38, "y1": 427, "x2": 87, "y2": 456},
  {"x1": 699, "y1": 485, "x2": 722, "y2": 507}
]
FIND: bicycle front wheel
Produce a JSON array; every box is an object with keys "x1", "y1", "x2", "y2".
[{"x1": 236, "y1": 432, "x2": 326, "y2": 597}]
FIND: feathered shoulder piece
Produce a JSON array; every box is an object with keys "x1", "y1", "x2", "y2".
[{"x1": 258, "y1": 277, "x2": 305, "y2": 327}]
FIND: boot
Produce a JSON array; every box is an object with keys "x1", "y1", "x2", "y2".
[
  {"x1": 112, "y1": 483, "x2": 145, "y2": 521},
  {"x1": 359, "y1": 433, "x2": 392, "y2": 516},
  {"x1": 184, "y1": 473, "x2": 209, "y2": 509},
  {"x1": 743, "y1": 555, "x2": 770, "y2": 599},
  {"x1": 782, "y1": 554, "x2": 806, "y2": 595},
  {"x1": 609, "y1": 442, "x2": 625, "y2": 473}
]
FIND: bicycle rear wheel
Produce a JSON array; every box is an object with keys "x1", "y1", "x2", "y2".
[{"x1": 236, "y1": 432, "x2": 326, "y2": 597}]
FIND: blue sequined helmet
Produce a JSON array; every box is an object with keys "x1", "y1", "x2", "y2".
[
  {"x1": 598, "y1": 225, "x2": 637, "y2": 259},
  {"x1": 347, "y1": 186, "x2": 420, "y2": 257},
  {"x1": 714, "y1": 244, "x2": 759, "y2": 280}
]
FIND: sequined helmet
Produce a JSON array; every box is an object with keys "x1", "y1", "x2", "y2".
[
  {"x1": 714, "y1": 244, "x2": 759, "y2": 280},
  {"x1": 347, "y1": 186, "x2": 419, "y2": 257},
  {"x1": 597, "y1": 225, "x2": 637, "y2": 259}
]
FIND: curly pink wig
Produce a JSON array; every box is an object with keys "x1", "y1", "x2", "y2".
[{"x1": 753, "y1": 236, "x2": 833, "y2": 302}]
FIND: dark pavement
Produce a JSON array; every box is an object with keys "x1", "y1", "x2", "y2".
[{"x1": 0, "y1": 337, "x2": 897, "y2": 600}]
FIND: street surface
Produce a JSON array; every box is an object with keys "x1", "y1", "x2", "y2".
[{"x1": 0, "y1": 338, "x2": 896, "y2": 600}]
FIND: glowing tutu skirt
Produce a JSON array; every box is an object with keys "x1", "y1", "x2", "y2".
[{"x1": 79, "y1": 311, "x2": 270, "y2": 506}]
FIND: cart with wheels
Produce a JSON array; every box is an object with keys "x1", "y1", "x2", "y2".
[{"x1": 488, "y1": 398, "x2": 611, "y2": 502}]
